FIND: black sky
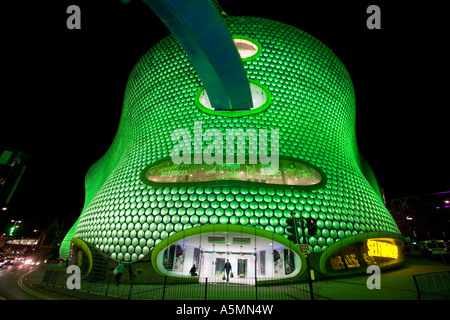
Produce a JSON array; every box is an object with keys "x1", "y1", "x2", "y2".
[{"x1": 1, "y1": 0, "x2": 449, "y2": 235}]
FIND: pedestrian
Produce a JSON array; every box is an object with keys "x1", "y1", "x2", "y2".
[
  {"x1": 114, "y1": 262, "x2": 124, "y2": 286},
  {"x1": 190, "y1": 264, "x2": 197, "y2": 276},
  {"x1": 223, "y1": 259, "x2": 232, "y2": 283},
  {"x1": 126, "y1": 262, "x2": 136, "y2": 284}
]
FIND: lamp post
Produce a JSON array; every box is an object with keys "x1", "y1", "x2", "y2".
[
  {"x1": 287, "y1": 210, "x2": 315, "y2": 300},
  {"x1": 298, "y1": 213, "x2": 315, "y2": 301}
]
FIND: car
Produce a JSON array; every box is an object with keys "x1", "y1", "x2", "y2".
[
  {"x1": 24, "y1": 258, "x2": 40, "y2": 266},
  {"x1": 0, "y1": 259, "x2": 4, "y2": 268},
  {"x1": 420, "y1": 240, "x2": 448, "y2": 258}
]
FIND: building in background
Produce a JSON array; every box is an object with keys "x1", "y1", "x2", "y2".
[
  {"x1": 0, "y1": 148, "x2": 30, "y2": 211},
  {"x1": 0, "y1": 218, "x2": 67, "y2": 263},
  {"x1": 388, "y1": 191, "x2": 450, "y2": 242}
]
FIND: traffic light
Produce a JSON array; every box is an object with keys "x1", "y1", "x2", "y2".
[
  {"x1": 286, "y1": 215, "x2": 299, "y2": 244},
  {"x1": 8, "y1": 226, "x2": 15, "y2": 237},
  {"x1": 307, "y1": 218, "x2": 318, "y2": 236}
]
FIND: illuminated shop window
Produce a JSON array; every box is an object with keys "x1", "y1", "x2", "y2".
[
  {"x1": 141, "y1": 156, "x2": 325, "y2": 190},
  {"x1": 163, "y1": 244, "x2": 185, "y2": 272},
  {"x1": 157, "y1": 230, "x2": 301, "y2": 281}
]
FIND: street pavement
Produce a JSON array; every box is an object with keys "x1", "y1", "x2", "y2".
[
  {"x1": 0, "y1": 263, "x2": 46, "y2": 300},
  {"x1": 313, "y1": 255, "x2": 450, "y2": 300},
  {"x1": 11, "y1": 255, "x2": 450, "y2": 301}
]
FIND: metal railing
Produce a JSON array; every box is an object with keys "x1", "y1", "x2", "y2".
[
  {"x1": 413, "y1": 271, "x2": 450, "y2": 300},
  {"x1": 41, "y1": 267, "x2": 313, "y2": 300}
]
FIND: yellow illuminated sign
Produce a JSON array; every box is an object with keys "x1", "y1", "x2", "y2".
[
  {"x1": 328, "y1": 238, "x2": 403, "y2": 272},
  {"x1": 330, "y1": 254, "x2": 360, "y2": 270},
  {"x1": 330, "y1": 256, "x2": 344, "y2": 270},
  {"x1": 366, "y1": 239, "x2": 399, "y2": 259},
  {"x1": 344, "y1": 254, "x2": 360, "y2": 268}
]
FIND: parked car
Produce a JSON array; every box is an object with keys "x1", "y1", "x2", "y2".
[{"x1": 420, "y1": 240, "x2": 448, "y2": 257}]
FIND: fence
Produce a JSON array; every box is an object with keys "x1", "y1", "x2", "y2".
[
  {"x1": 412, "y1": 271, "x2": 450, "y2": 300},
  {"x1": 41, "y1": 267, "x2": 313, "y2": 300}
]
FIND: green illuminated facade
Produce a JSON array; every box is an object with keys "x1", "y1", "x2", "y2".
[{"x1": 61, "y1": 15, "x2": 403, "y2": 280}]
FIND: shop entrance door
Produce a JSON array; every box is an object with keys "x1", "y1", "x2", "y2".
[{"x1": 199, "y1": 253, "x2": 256, "y2": 284}]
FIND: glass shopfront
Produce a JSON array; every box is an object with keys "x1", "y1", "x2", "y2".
[{"x1": 154, "y1": 225, "x2": 306, "y2": 283}]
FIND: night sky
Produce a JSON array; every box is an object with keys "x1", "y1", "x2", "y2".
[{"x1": 1, "y1": 1, "x2": 448, "y2": 236}]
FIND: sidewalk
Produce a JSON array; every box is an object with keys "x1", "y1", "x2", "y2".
[
  {"x1": 312, "y1": 255, "x2": 450, "y2": 300},
  {"x1": 21, "y1": 264, "x2": 122, "y2": 300},
  {"x1": 22, "y1": 255, "x2": 450, "y2": 300}
]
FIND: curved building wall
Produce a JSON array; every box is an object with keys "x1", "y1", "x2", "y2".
[{"x1": 60, "y1": 16, "x2": 401, "y2": 275}]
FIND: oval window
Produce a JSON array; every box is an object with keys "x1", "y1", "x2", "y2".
[
  {"x1": 199, "y1": 82, "x2": 267, "y2": 111},
  {"x1": 233, "y1": 38, "x2": 259, "y2": 60},
  {"x1": 195, "y1": 80, "x2": 271, "y2": 117},
  {"x1": 140, "y1": 156, "x2": 326, "y2": 190}
]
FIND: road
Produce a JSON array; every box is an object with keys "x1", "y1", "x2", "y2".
[{"x1": 0, "y1": 263, "x2": 46, "y2": 300}]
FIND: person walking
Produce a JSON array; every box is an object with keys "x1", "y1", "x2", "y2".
[
  {"x1": 126, "y1": 262, "x2": 136, "y2": 284},
  {"x1": 114, "y1": 262, "x2": 124, "y2": 286},
  {"x1": 223, "y1": 259, "x2": 232, "y2": 283}
]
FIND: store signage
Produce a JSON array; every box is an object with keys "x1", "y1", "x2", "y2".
[
  {"x1": 366, "y1": 239, "x2": 399, "y2": 259},
  {"x1": 298, "y1": 244, "x2": 310, "y2": 254},
  {"x1": 326, "y1": 238, "x2": 404, "y2": 274}
]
